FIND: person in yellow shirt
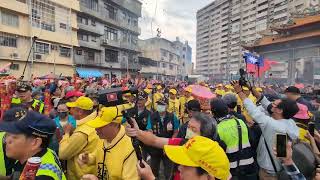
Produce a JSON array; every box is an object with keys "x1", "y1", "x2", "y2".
[
  {"x1": 59, "y1": 96, "x2": 99, "y2": 180},
  {"x1": 167, "y1": 89, "x2": 180, "y2": 117},
  {"x1": 79, "y1": 106, "x2": 139, "y2": 180},
  {"x1": 224, "y1": 84, "x2": 235, "y2": 95},
  {"x1": 179, "y1": 87, "x2": 194, "y2": 123},
  {"x1": 215, "y1": 84, "x2": 225, "y2": 97}
]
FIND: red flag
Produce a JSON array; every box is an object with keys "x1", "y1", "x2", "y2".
[{"x1": 247, "y1": 59, "x2": 278, "y2": 77}]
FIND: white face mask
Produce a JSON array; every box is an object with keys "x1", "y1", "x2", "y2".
[
  {"x1": 185, "y1": 128, "x2": 197, "y2": 139},
  {"x1": 157, "y1": 105, "x2": 166, "y2": 113}
]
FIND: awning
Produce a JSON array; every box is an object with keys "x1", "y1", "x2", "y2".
[{"x1": 76, "y1": 68, "x2": 103, "y2": 78}]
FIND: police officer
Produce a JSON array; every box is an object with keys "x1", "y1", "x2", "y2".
[
  {"x1": 0, "y1": 108, "x2": 26, "y2": 178},
  {"x1": 146, "y1": 99, "x2": 180, "y2": 179},
  {"x1": 0, "y1": 111, "x2": 65, "y2": 180},
  {"x1": 11, "y1": 82, "x2": 45, "y2": 114}
]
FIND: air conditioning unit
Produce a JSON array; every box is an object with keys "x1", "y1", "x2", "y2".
[
  {"x1": 35, "y1": 54, "x2": 42, "y2": 60},
  {"x1": 51, "y1": 44, "x2": 58, "y2": 50},
  {"x1": 10, "y1": 53, "x2": 20, "y2": 59},
  {"x1": 103, "y1": 39, "x2": 108, "y2": 44}
]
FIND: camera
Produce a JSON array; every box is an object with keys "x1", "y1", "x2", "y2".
[
  {"x1": 239, "y1": 68, "x2": 248, "y2": 87},
  {"x1": 97, "y1": 87, "x2": 138, "y2": 107}
]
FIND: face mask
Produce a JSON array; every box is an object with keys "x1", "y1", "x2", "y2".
[
  {"x1": 58, "y1": 112, "x2": 68, "y2": 118},
  {"x1": 185, "y1": 128, "x2": 197, "y2": 139},
  {"x1": 267, "y1": 104, "x2": 273, "y2": 115},
  {"x1": 157, "y1": 105, "x2": 166, "y2": 113}
]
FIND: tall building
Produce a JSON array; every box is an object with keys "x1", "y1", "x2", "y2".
[
  {"x1": 173, "y1": 37, "x2": 193, "y2": 77},
  {"x1": 0, "y1": 0, "x2": 79, "y2": 79},
  {"x1": 139, "y1": 37, "x2": 191, "y2": 81},
  {"x1": 196, "y1": 0, "x2": 319, "y2": 80},
  {"x1": 74, "y1": 0, "x2": 142, "y2": 79}
]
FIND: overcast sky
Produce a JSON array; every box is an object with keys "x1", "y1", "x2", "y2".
[{"x1": 139, "y1": 0, "x2": 212, "y2": 62}]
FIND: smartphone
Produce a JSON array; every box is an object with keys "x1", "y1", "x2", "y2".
[
  {"x1": 308, "y1": 122, "x2": 315, "y2": 137},
  {"x1": 276, "y1": 133, "x2": 287, "y2": 158}
]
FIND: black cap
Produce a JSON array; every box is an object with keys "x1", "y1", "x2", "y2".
[
  {"x1": 0, "y1": 111, "x2": 56, "y2": 139},
  {"x1": 210, "y1": 98, "x2": 229, "y2": 118},
  {"x1": 2, "y1": 107, "x2": 28, "y2": 122},
  {"x1": 17, "y1": 81, "x2": 32, "y2": 92},
  {"x1": 285, "y1": 86, "x2": 300, "y2": 94},
  {"x1": 157, "y1": 98, "x2": 168, "y2": 105},
  {"x1": 186, "y1": 99, "x2": 201, "y2": 112},
  {"x1": 137, "y1": 91, "x2": 148, "y2": 101}
]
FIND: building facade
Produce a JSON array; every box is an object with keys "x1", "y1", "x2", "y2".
[
  {"x1": 74, "y1": 0, "x2": 142, "y2": 79},
  {"x1": 173, "y1": 37, "x2": 193, "y2": 78},
  {"x1": 246, "y1": 14, "x2": 320, "y2": 84},
  {"x1": 196, "y1": 0, "x2": 319, "y2": 80},
  {"x1": 139, "y1": 37, "x2": 190, "y2": 81},
  {"x1": 0, "y1": 0, "x2": 79, "y2": 79}
]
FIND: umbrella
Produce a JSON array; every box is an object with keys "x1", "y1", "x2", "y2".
[
  {"x1": 187, "y1": 85, "x2": 216, "y2": 99},
  {"x1": 295, "y1": 83, "x2": 305, "y2": 89}
]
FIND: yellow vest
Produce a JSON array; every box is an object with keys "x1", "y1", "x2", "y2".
[
  {"x1": 0, "y1": 132, "x2": 6, "y2": 176},
  {"x1": 67, "y1": 122, "x2": 100, "y2": 180},
  {"x1": 95, "y1": 126, "x2": 139, "y2": 180},
  {"x1": 37, "y1": 149, "x2": 67, "y2": 180},
  {"x1": 168, "y1": 98, "x2": 180, "y2": 116}
]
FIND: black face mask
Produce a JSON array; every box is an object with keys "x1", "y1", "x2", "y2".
[
  {"x1": 267, "y1": 104, "x2": 273, "y2": 115},
  {"x1": 58, "y1": 112, "x2": 68, "y2": 118}
]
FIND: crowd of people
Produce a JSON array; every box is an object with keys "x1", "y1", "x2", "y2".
[{"x1": 0, "y1": 74, "x2": 320, "y2": 180}]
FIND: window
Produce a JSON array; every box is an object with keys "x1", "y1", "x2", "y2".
[
  {"x1": 105, "y1": 27, "x2": 118, "y2": 41},
  {"x1": 78, "y1": 33, "x2": 89, "y2": 41},
  {"x1": 105, "y1": 49, "x2": 118, "y2": 62},
  {"x1": 35, "y1": 42, "x2": 49, "y2": 54},
  {"x1": 9, "y1": 64, "x2": 19, "y2": 70},
  {"x1": 87, "y1": 51, "x2": 95, "y2": 61},
  {"x1": 169, "y1": 54, "x2": 173, "y2": 61},
  {"x1": 60, "y1": 23, "x2": 67, "y2": 29},
  {"x1": 169, "y1": 64, "x2": 173, "y2": 70},
  {"x1": 81, "y1": 0, "x2": 98, "y2": 11},
  {"x1": 162, "y1": 63, "x2": 167, "y2": 68},
  {"x1": 0, "y1": 34, "x2": 17, "y2": 47},
  {"x1": 91, "y1": 20, "x2": 96, "y2": 26},
  {"x1": 91, "y1": 36, "x2": 97, "y2": 42},
  {"x1": 60, "y1": 46, "x2": 71, "y2": 57},
  {"x1": 106, "y1": 4, "x2": 117, "y2": 20},
  {"x1": 31, "y1": 0, "x2": 55, "y2": 32},
  {"x1": 78, "y1": 16, "x2": 88, "y2": 25},
  {"x1": 161, "y1": 50, "x2": 167, "y2": 57},
  {"x1": 1, "y1": 10, "x2": 19, "y2": 27}
]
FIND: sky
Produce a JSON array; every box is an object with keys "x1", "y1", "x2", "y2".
[{"x1": 139, "y1": 0, "x2": 212, "y2": 63}]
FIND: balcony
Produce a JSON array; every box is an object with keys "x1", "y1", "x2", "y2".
[
  {"x1": 101, "y1": 37, "x2": 120, "y2": 48},
  {"x1": 0, "y1": 0, "x2": 28, "y2": 15},
  {"x1": 79, "y1": 5, "x2": 101, "y2": 20},
  {"x1": 257, "y1": 4, "x2": 269, "y2": 11},
  {"x1": 256, "y1": 11, "x2": 268, "y2": 18},
  {"x1": 120, "y1": 42, "x2": 139, "y2": 52},
  {"x1": 74, "y1": 53, "x2": 102, "y2": 66},
  {"x1": 78, "y1": 23, "x2": 102, "y2": 35},
  {"x1": 120, "y1": 60, "x2": 141, "y2": 71},
  {"x1": 112, "y1": 0, "x2": 142, "y2": 17},
  {"x1": 79, "y1": 40, "x2": 101, "y2": 51}
]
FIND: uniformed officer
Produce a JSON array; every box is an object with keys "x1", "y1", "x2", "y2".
[
  {"x1": 0, "y1": 111, "x2": 66, "y2": 180},
  {"x1": 11, "y1": 82, "x2": 45, "y2": 114},
  {"x1": 146, "y1": 99, "x2": 180, "y2": 179},
  {"x1": 0, "y1": 108, "x2": 26, "y2": 178}
]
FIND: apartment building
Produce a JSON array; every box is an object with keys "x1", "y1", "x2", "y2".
[
  {"x1": 173, "y1": 37, "x2": 193, "y2": 78},
  {"x1": 74, "y1": 0, "x2": 142, "y2": 79},
  {"x1": 139, "y1": 37, "x2": 186, "y2": 81},
  {"x1": 0, "y1": 0, "x2": 79, "y2": 79},
  {"x1": 196, "y1": 0, "x2": 319, "y2": 80}
]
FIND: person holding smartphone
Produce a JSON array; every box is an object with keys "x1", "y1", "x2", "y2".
[{"x1": 231, "y1": 81, "x2": 300, "y2": 180}]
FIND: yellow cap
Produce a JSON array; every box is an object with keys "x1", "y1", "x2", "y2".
[
  {"x1": 144, "y1": 88, "x2": 152, "y2": 94},
  {"x1": 87, "y1": 106, "x2": 123, "y2": 128},
  {"x1": 215, "y1": 89, "x2": 225, "y2": 96},
  {"x1": 66, "y1": 96, "x2": 93, "y2": 110},
  {"x1": 157, "y1": 85, "x2": 162, "y2": 90},
  {"x1": 242, "y1": 87, "x2": 249, "y2": 91},
  {"x1": 217, "y1": 84, "x2": 223, "y2": 87},
  {"x1": 164, "y1": 136, "x2": 230, "y2": 180},
  {"x1": 184, "y1": 87, "x2": 192, "y2": 93},
  {"x1": 225, "y1": 85, "x2": 234, "y2": 90},
  {"x1": 255, "y1": 87, "x2": 263, "y2": 92},
  {"x1": 169, "y1": 89, "x2": 177, "y2": 95}
]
